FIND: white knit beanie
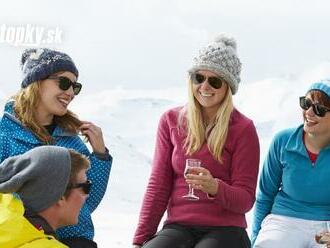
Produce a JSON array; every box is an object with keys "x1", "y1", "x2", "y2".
[{"x1": 189, "y1": 34, "x2": 242, "y2": 94}]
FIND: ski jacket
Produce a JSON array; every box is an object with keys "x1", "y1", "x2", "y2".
[
  {"x1": 0, "y1": 193, "x2": 68, "y2": 248},
  {"x1": 0, "y1": 101, "x2": 112, "y2": 240}
]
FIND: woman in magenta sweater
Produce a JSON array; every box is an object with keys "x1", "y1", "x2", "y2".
[{"x1": 133, "y1": 34, "x2": 260, "y2": 248}]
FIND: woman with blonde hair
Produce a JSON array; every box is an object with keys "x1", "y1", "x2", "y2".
[
  {"x1": 133, "y1": 34, "x2": 260, "y2": 248},
  {"x1": 0, "y1": 48, "x2": 112, "y2": 248}
]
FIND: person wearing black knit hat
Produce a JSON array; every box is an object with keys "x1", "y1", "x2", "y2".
[
  {"x1": 20, "y1": 48, "x2": 79, "y2": 88},
  {"x1": 0, "y1": 146, "x2": 90, "y2": 247},
  {"x1": 0, "y1": 48, "x2": 113, "y2": 248},
  {"x1": 133, "y1": 34, "x2": 259, "y2": 248}
]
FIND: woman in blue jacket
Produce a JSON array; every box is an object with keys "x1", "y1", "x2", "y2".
[
  {"x1": 0, "y1": 48, "x2": 112, "y2": 248},
  {"x1": 251, "y1": 79, "x2": 330, "y2": 247}
]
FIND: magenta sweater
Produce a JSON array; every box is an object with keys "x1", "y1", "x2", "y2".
[{"x1": 133, "y1": 106, "x2": 260, "y2": 245}]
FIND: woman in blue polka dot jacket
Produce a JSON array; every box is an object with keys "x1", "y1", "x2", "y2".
[{"x1": 0, "y1": 48, "x2": 112, "y2": 248}]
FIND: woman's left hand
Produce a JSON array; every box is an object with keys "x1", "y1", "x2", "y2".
[
  {"x1": 79, "y1": 121, "x2": 106, "y2": 154},
  {"x1": 185, "y1": 167, "x2": 219, "y2": 196}
]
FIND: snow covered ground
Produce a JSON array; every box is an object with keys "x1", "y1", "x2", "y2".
[{"x1": 1, "y1": 63, "x2": 330, "y2": 247}]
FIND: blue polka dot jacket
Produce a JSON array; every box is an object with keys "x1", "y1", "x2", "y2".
[{"x1": 0, "y1": 101, "x2": 112, "y2": 241}]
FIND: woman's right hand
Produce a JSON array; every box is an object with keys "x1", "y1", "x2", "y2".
[
  {"x1": 79, "y1": 121, "x2": 106, "y2": 154},
  {"x1": 315, "y1": 232, "x2": 330, "y2": 245},
  {"x1": 133, "y1": 245, "x2": 141, "y2": 248}
]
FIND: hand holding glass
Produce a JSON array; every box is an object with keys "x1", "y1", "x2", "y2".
[
  {"x1": 315, "y1": 222, "x2": 330, "y2": 245},
  {"x1": 183, "y1": 159, "x2": 201, "y2": 201}
]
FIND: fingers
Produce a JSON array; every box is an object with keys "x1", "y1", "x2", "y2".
[
  {"x1": 80, "y1": 123, "x2": 102, "y2": 133},
  {"x1": 186, "y1": 167, "x2": 210, "y2": 178},
  {"x1": 185, "y1": 168, "x2": 218, "y2": 195},
  {"x1": 185, "y1": 168, "x2": 210, "y2": 183},
  {"x1": 79, "y1": 121, "x2": 106, "y2": 154},
  {"x1": 79, "y1": 122, "x2": 103, "y2": 137},
  {"x1": 80, "y1": 126, "x2": 100, "y2": 138}
]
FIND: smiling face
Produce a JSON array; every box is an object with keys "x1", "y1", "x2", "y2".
[
  {"x1": 192, "y1": 70, "x2": 229, "y2": 119},
  {"x1": 36, "y1": 71, "x2": 77, "y2": 125},
  {"x1": 303, "y1": 91, "x2": 330, "y2": 137}
]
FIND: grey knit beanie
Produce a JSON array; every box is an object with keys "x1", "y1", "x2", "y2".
[
  {"x1": 188, "y1": 34, "x2": 242, "y2": 95},
  {"x1": 20, "y1": 48, "x2": 79, "y2": 88},
  {"x1": 0, "y1": 146, "x2": 71, "y2": 212}
]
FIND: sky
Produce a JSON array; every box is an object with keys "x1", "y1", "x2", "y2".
[{"x1": 1, "y1": 0, "x2": 330, "y2": 96}]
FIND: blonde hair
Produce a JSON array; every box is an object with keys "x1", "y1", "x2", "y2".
[
  {"x1": 13, "y1": 81, "x2": 82, "y2": 144},
  {"x1": 182, "y1": 79, "x2": 234, "y2": 162}
]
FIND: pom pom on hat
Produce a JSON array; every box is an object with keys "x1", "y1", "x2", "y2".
[{"x1": 214, "y1": 34, "x2": 237, "y2": 50}]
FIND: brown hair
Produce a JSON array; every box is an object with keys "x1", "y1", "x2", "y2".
[
  {"x1": 64, "y1": 149, "x2": 90, "y2": 197},
  {"x1": 13, "y1": 80, "x2": 82, "y2": 144},
  {"x1": 309, "y1": 90, "x2": 330, "y2": 108}
]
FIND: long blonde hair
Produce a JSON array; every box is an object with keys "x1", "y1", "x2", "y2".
[
  {"x1": 13, "y1": 81, "x2": 82, "y2": 144},
  {"x1": 183, "y1": 79, "x2": 234, "y2": 162}
]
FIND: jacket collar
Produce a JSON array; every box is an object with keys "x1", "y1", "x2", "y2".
[
  {"x1": 285, "y1": 125, "x2": 305, "y2": 155},
  {"x1": 24, "y1": 208, "x2": 57, "y2": 239},
  {"x1": 1, "y1": 101, "x2": 75, "y2": 145},
  {"x1": 285, "y1": 124, "x2": 330, "y2": 155}
]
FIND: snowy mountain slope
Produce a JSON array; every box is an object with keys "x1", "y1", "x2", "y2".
[{"x1": 0, "y1": 70, "x2": 328, "y2": 247}]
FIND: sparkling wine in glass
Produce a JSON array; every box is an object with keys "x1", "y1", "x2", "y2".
[{"x1": 182, "y1": 159, "x2": 201, "y2": 201}]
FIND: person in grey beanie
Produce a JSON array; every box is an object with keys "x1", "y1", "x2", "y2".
[
  {"x1": 0, "y1": 146, "x2": 90, "y2": 248},
  {"x1": 133, "y1": 34, "x2": 259, "y2": 248},
  {"x1": 0, "y1": 47, "x2": 112, "y2": 248}
]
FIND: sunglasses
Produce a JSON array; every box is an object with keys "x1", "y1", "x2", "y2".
[
  {"x1": 299, "y1": 96, "x2": 330, "y2": 117},
  {"x1": 67, "y1": 180, "x2": 92, "y2": 194},
  {"x1": 191, "y1": 73, "x2": 225, "y2": 89},
  {"x1": 48, "y1": 76, "x2": 82, "y2": 95}
]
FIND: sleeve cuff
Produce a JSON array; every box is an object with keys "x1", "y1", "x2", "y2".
[
  {"x1": 92, "y1": 147, "x2": 111, "y2": 161},
  {"x1": 206, "y1": 178, "x2": 221, "y2": 200}
]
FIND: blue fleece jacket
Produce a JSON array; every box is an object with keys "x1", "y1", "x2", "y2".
[
  {"x1": 251, "y1": 125, "x2": 330, "y2": 246},
  {"x1": 0, "y1": 101, "x2": 112, "y2": 241}
]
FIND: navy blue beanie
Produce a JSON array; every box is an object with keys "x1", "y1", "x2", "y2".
[{"x1": 20, "y1": 48, "x2": 79, "y2": 88}]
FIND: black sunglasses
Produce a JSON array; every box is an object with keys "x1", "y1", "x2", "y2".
[
  {"x1": 191, "y1": 73, "x2": 225, "y2": 89},
  {"x1": 299, "y1": 96, "x2": 330, "y2": 117},
  {"x1": 48, "y1": 76, "x2": 82, "y2": 95},
  {"x1": 67, "y1": 180, "x2": 92, "y2": 194}
]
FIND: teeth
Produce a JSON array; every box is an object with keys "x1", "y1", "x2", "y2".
[
  {"x1": 306, "y1": 119, "x2": 317, "y2": 124},
  {"x1": 200, "y1": 92, "x2": 213, "y2": 97},
  {"x1": 58, "y1": 98, "x2": 69, "y2": 105}
]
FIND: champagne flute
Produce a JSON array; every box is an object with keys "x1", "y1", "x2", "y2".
[{"x1": 182, "y1": 158, "x2": 201, "y2": 201}]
